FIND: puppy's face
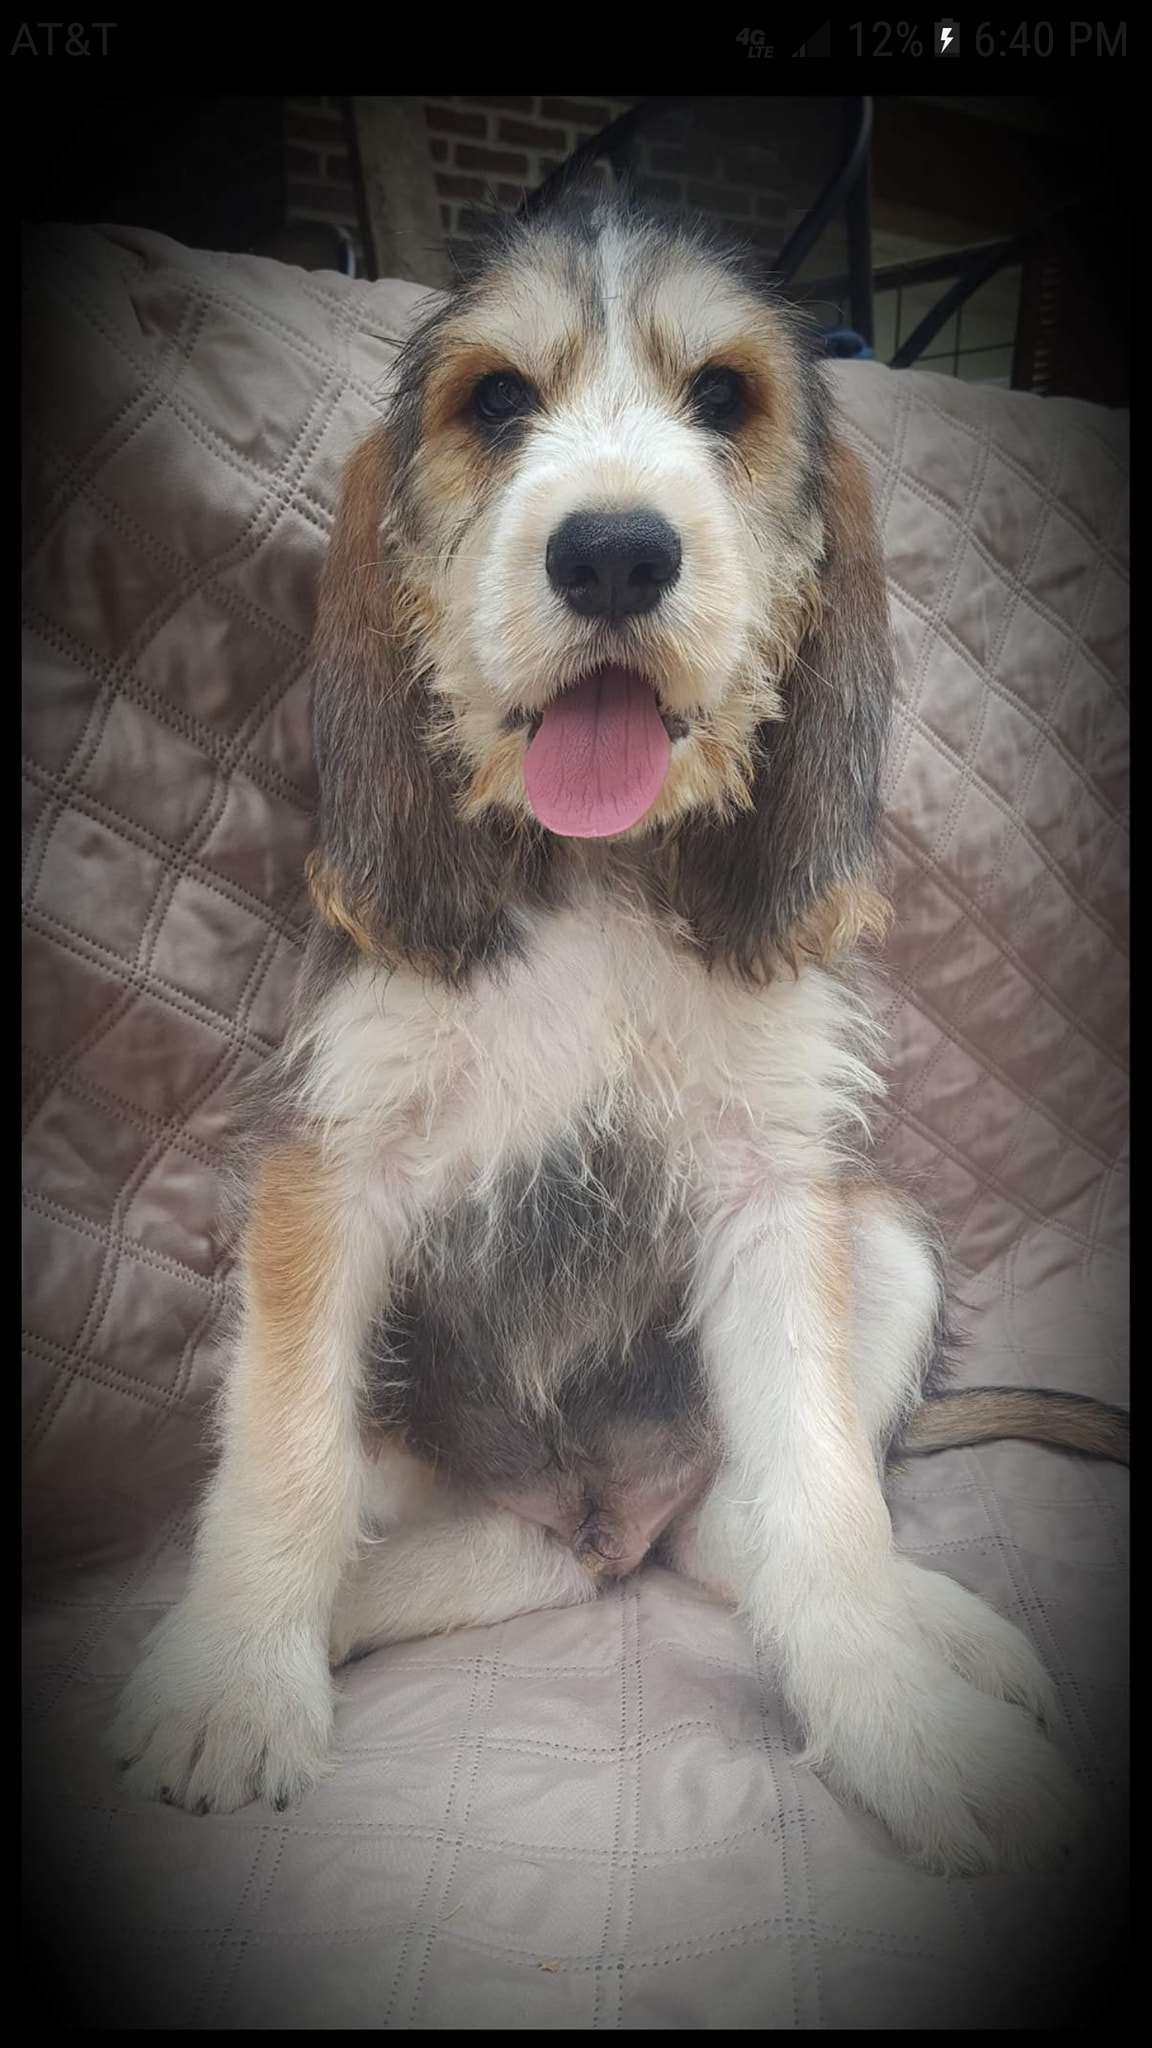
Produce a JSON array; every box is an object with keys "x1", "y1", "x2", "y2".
[
  {"x1": 311, "y1": 187, "x2": 892, "y2": 983},
  {"x1": 385, "y1": 203, "x2": 828, "y2": 840}
]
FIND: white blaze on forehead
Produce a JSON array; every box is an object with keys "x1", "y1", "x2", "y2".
[
  {"x1": 455, "y1": 223, "x2": 785, "y2": 416},
  {"x1": 597, "y1": 223, "x2": 787, "y2": 383}
]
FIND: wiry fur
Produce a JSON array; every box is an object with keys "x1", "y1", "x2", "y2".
[
  {"x1": 305, "y1": 185, "x2": 888, "y2": 983},
  {"x1": 111, "y1": 183, "x2": 1120, "y2": 1875}
]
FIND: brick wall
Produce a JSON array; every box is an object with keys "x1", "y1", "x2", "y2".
[
  {"x1": 283, "y1": 96, "x2": 826, "y2": 283},
  {"x1": 283, "y1": 97, "x2": 361, "y2": 255},
  {"x1": 423, "y1": 94, "x2": 633, "y2": 247}
]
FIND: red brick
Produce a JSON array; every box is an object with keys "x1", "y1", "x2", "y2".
[
  {"x1": 496, "y1": 182, "x2": 526, "y2": 206},
  {"x1": 723, "y1": 151, "x2": 783, "y2": 190},
  {"x1": 650, "y1": 143, "x2": 718, "y2": 178},
  {"x1": 532, "y1": 154, "x2": 609, "y2": 186},
  {"x1": 687, "y1": 181, "x2": 751, "y2": 216},
  {"x1": 287, "y1": 180, "x2": 357, "y2": 217},
  {"x1": 429, "y1": 138, "x2": 449, "y2": 163},
  {"x1": 541, "y1": 97, "x2": 610, "y2": 127},
  {"x1": 499, "y1": 117, "x2": 566, "y2": 151},
  {"x1": 285, "y1": 109, "x2": 344, "y2": 146},
  {"x1": 540, "y1": 154, "x2": 609, "y2": 184},
  {"x1": 436, "y1": 172, "x2": 485, "y2": 200},
  {"x1": 457, "y1": 205, "x2": 505, "y2": 234},
  {"x1": 536, "y1": 152, "x2": 609, "y2": 183},
  {"x1": 461, "y1": 95, "x2": 535, "y2": 112},
  {"x1": 456, "y1": 144, "x2": 529, "y2": 175},
  {"x1": 425, "y1": 104, "x2": 486, "y2": 138},
  {"x1": 286, "y1": 144, "x2": 320, "y2": 178}
]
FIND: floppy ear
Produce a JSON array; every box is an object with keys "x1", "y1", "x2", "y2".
[
  {"x1": 666, "y1": 433, "x2": 894, "y2": 981},
  {"x1": 306, "y1": 423, "x2": 552, "y2": 981}
]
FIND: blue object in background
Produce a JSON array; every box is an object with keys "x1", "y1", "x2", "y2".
[{"x1": 820, "y1": 327, "x2": 875, "y2": 360}]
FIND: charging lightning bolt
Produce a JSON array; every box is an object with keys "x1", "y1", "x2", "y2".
[{"x1": 940, "y1": 23, "x2": 953, "y2": 48}]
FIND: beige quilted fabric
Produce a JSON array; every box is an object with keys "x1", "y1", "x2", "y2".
[{"x1": 22, "y1": 226, "x2": 1128, "y2": 2029}]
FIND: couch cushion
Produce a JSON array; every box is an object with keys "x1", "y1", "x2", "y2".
[{"x1": 22, "y1": 225, "x2": 1128, "y2": 2029}]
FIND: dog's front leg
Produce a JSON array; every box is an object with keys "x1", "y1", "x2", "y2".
[
  {"x1": 680, "y1": 1170, "x2": 1091, "y2": 1875},
  {"x1": 111, "y1": 1141, "x2": 391, "y2": 1813}
]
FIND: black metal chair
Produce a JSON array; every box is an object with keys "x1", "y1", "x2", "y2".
[{"x1": 520, "y1": 97, "x2": 1120, "y2": 394}]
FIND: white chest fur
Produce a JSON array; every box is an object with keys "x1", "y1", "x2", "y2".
[{"x1": 291, "y1": 889, "x2": 884, "y2": 1221}]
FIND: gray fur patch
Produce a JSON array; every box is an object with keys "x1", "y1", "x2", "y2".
[{"x1": 368, "y1": 1105, "x2": 709, "y2": 1495}]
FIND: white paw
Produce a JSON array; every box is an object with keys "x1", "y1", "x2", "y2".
[
  {"x1": 795, "y1": 1612, "x2": 1094, "y2": 1875},
  {"x1": 109, "y1": 1601, "x2": 335, "y2": 1814},
  {"x1": 894, "y1": 1559, "x2": 1058, "y2": 1728}
]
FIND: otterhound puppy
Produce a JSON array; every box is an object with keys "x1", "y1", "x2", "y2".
[{"x1": 113, "y1": 184, "x2": 1126, "y2": 1871}]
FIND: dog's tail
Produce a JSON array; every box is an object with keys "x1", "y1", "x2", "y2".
[{"x1": 893, "y1": 1387, "x2": 1129, "y2": 1466}]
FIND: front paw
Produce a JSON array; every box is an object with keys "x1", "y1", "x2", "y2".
[
  {"x1": 799, "y1": 1636, "x2": 1094, "y2": 1875},
  {"x1": 109, "y1": 1602, "x2": 335, "y2": 1814}
]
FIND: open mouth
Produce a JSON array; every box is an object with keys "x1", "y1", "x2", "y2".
[
  {"x1": 510, "y1": 704, "x2": 689, "y2": 743},
  {"x1": 510, "y1": 669, "x2": 688, "y2": 840}
]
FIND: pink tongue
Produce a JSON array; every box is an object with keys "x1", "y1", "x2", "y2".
[{"x1": 524, "y1": 667, "x2": 671, "y2": 838}]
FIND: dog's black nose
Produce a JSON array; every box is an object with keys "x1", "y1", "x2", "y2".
[{"x1": 546, "y1": 510, "x2": 682, "y2": 621}]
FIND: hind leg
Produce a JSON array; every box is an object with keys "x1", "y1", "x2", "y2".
[{"x1": 329, "y1": 1443, "x2": 597, "y2": 1664}]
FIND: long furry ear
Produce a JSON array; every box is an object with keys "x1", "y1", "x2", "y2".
[
  {"x1": 306, "y1": 424, "x2": 551, "y2": 982},
  {"x1": 665, "y1": 432, "x2": 894, "y2": 980}
]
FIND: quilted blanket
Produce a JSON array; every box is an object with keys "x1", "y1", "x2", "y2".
[{"x1": 22, "y1": 225, "x2": 1129, "y2": 2030}]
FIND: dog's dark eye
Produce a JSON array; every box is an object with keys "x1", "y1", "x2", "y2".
[
  {"x1": 473, "y1": 372, "x2": 534, "y2": 426},
  {"x1": 690, "y1": 366, "x2": 745, "y2": 431}
]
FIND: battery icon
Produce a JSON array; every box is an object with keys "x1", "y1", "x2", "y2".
[{"x1": 935, "y1": 20, "x2": 960, "y2": 54}]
